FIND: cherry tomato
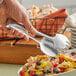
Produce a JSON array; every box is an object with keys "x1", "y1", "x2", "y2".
[
  {"x1": 20, "y1": 70, "x2": 25, "y2": 76},
  {"x1": 59, "y1": 57, "x2": 64, "y2": 63},
  {"x1": 30, "y1": 71, "x2": 36, "y2": 76},
  {"x1": 52, "y1": 61, "x2": 59, "y2": 67},
  {"x1": 59, "y1": 67, "x2": 65, "y2": 73}
]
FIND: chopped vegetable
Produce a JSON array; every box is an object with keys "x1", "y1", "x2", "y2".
[{"x1": 20, "y1": 51, "x2": 76, "y2": 76}]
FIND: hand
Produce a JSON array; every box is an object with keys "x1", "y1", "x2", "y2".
[
  {"x1": 3, "y1": 0, "x2": 36, "y2": 40},
  {"x1": 6, "y1": 19, "x2": 36, "y2": 40},
  {"x1": 3, "y1": 25, "x2": 29, "y2": 40}
]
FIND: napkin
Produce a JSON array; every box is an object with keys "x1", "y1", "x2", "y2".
[{"x1": 36, "y1": 8, "x2": 69, "y2": 35}]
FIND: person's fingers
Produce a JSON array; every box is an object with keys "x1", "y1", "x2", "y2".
[
  {"x1": 4, "y1": 25, "x2": 29, "y2": 40},
  {"x1": 18, "y1": 32, "x2": 24, "y2": 38},
  {"x1": 11, "y1": 30, "x2": 29, "y2": 41},
  {"x1": 29, "y1": 32, "x2": 36, "y2": 37},
  {"x1": 5, "y1": 0, "x2": 36, "y2": 37},
  {"x1": 10, "y1": 28, "x2": 29, "y2": 40},
  {"x1": 27, "y1": 26, "x2": 36, "y2": 37},
  {"x1": 24, "y1": 35, "x2": 29, "y2": 41},
  {"x1": 3, "y1": 27, "x2": 12, "y2": 35},
  {"x1": 18, "y1": 32, "x2": 29, "y2": 40},
  {"x1": 13, "y1": 30, "x2": 20, "y2": 37},
  {"x1": 23, "y1": 30, "x2": 29, "y2": 40},
  {"x1": 9, "y1": 28, "x2": 15, "y2": 35}
]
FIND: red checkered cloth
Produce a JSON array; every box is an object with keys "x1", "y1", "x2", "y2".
[
  {"x1": 35, "y1": 8, "x2": 69, "y2": 35},
  {"x1": 0, "y1": 27, "x2": 14, "y2": 38}
]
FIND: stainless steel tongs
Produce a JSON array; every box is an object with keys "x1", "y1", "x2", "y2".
[{"x1": 7, "y1": 24, "x2": 70, "y2": 57}]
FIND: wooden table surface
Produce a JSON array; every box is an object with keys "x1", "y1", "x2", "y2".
[{"x1": 0, "y1": 31, "x2": 71, "y2": 64}]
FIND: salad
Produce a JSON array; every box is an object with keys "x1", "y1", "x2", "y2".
[{"x1": 19, "y1": 52, "x2": 76, "y2": 76}]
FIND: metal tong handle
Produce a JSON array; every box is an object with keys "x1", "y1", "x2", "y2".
[
  {"x1": 30, "y1": 25, "x2": 54, "y2": 39},
  {"x1": 6, "y1": 24, "x2": 41, "y2": 44},
  {"x1": 36, "y1": 31, "x2": 53, "y2": 39}
]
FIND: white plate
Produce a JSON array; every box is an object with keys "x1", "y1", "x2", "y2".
[
  {"x1": 71, "y1": 28, "x2": 76, "y2": 32},
  {"x1": 71, "y1": 38, "x2": 76, "y2": 41},
  {"x1": 17, "y1": 67, "x2": 23, "y2": 76},
  {"x1": 71, "y1": 31, "x2": 76, "y2": 35},
  {"x1": 71, "y1": 46, "x2": 76, "y2": 49},
  {"x1": 71, "y1": 41, "x2": 76, "y2": 47},
  {"x1": 71, "y1": 44, "x2": 76, "y2": 48},
  {"x1": 17, "y1": 49, "x2": 76, "y2": 76},
  {"x1": 18, "y1": 67, "x2": 76, "y2": 76},
  {"x1": 71, "y1": 35, "x2": 76, "y2": 38},
  {"x1": 71, "y1": 42, "x2": 76, "y2": 45}
]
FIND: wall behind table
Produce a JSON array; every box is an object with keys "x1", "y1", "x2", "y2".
[{"x1": 19, "y1": 0, "x2": 76, "y2": 14}]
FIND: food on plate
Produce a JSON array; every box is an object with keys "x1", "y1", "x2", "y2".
[{"x1": 19, "y1": 51, "x2": 76, "y2": 76}]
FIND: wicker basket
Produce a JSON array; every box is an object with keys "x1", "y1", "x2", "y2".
[{"x1": 0, "y1": 16, "x2": 66, "y2": 41}]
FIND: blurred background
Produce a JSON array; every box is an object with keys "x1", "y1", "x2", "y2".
[
  {"x1": 0, "y1": 0, "x2": 76, "y2": 76},
  {"x1": 19, "y1": 0, "x2": 76, "y2": 15}
]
